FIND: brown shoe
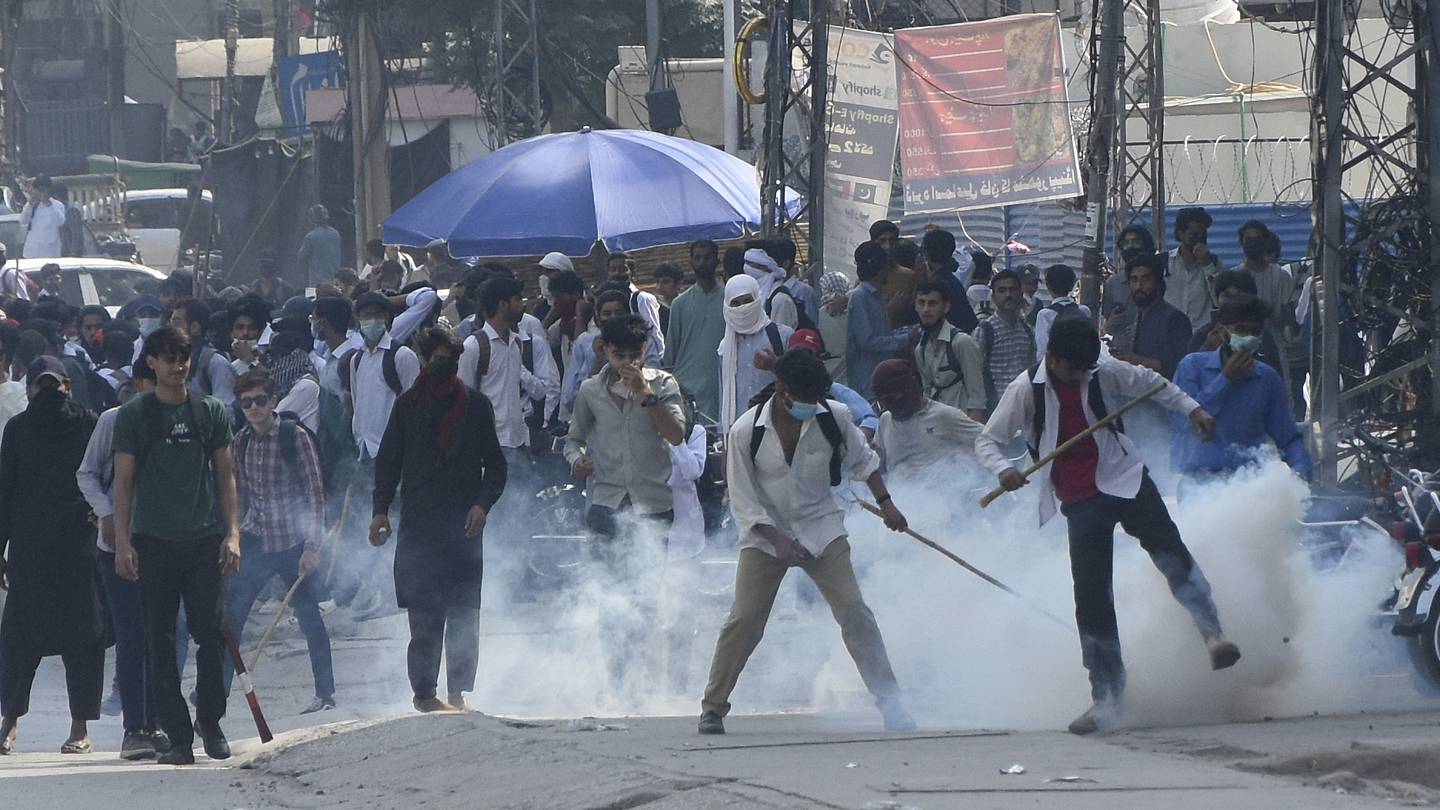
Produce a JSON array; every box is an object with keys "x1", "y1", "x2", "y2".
[
  {"x1": 447, "y1": 694, "x2": 471, "y2": 712},
  {"x1": 413, "y1": 696, "x2": 454, "y2": 714}
]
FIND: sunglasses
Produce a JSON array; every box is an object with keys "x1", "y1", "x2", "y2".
[{"x1": 239, "y1": 395, "x2": 272, "y2": 409}]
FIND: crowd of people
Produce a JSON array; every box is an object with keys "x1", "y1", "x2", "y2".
[{"x1": 0, "y1": 202, "x2": 1317, "y2": 761}]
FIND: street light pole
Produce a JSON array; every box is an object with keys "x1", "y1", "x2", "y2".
[{"x1": 1077, "y1": 0, "x2": 1125, "y2": 313}]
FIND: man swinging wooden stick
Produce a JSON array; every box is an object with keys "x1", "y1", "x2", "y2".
[{"x1": 974, "y1": 316, "x2": 1241, "y2": 736}]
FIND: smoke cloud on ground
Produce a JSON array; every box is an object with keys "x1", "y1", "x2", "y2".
[{"x1": 335, "y1": 452, "x2": 1414, "y2": 732}]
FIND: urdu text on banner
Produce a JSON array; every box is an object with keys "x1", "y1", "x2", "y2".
[{"x1": 895, "y1": 14, "x2": 1081, "y2": 215}]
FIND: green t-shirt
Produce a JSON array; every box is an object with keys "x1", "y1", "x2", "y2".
[{"x1": 113, "y1": 393, "x2": 234, "y2": 543}]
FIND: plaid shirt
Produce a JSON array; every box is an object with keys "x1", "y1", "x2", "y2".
[
  {"x1": 981, "y1": 314, "x2": 1036, "y2": 407},
  {"x1": 236, "y1": 422, "x2": 325, "y2": 554}
]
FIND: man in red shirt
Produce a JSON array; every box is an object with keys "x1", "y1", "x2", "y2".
[{"x1": 975, "y1": 317, "x2": 1240, "y2": 735}]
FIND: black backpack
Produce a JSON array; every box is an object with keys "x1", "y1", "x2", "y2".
[
  {"x1": 766, "y1": 285, "x2": 817, "y2": 332},
  {"x1": 234, "y1": 416, "x2": 310, "y2": 483},
  {"x1": 1026, "y1": 364, "x2": 1122, "y2": 462},
  {"x1": 747, "y1": 398, "x2": 845, "y2": 486},
  {"x1": 1046, "y1": 299, "x2": 1089, "y2": 328},
  {"x1": 339, "y1": 345, "x2": 403, "y2": 397}
]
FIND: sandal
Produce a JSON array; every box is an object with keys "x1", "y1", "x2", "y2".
[{"x1": 60, "y1": 738, "x2": 92, "y2": 754}]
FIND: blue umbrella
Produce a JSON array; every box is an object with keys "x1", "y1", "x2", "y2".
[{"x1": 382, "y1": 127, "x2": 795, "y2": 257}]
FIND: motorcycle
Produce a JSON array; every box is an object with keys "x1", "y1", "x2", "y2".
[{"x1": 1379, "y1": 468, "x2": 1440, "y2": 692}]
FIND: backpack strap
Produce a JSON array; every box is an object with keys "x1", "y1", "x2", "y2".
[
  {"x1": 1089, "y1": 371, "x2": 1122, "y2": 434},
  {"x1": 748, "y1": 406, "x2": 766, "y2": 465},
  {"x1": 814, "y1": 407, "x2": 844, "y2": 486},
  {"x1": 629, "y1": 290, "x2": 641, "y2": 314},
  {"x1": 382, "y1": 345, "x2": 402, "y2": 396},
  {"x1": 339, "y1": 348, "x2": 359, "y2": 393},
  {"x1": 278, "y1": 418, "x2": 299, "y2": 473},
  {"x1": 764, "y1": 322, "x2": 785, "y2": 356}
]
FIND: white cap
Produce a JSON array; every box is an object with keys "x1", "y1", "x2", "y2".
[{"x1": 539, "y1": 252, "x2": 573, "y2": 272}]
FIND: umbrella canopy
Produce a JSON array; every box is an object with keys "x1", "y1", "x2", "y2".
[{"x1": 382, "y1": 127, "x2": 793, "y2": 257}]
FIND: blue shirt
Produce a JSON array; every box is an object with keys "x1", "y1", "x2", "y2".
[
  {"x1": 829, "y1": 382, "x2": 878, "y2": 433},
  {"x1": 1172, "y1": 348, "x2": 1312, "y2": 478},
  {"x1": 846, "y1": 281, "x2": 911, "y2": 399}
]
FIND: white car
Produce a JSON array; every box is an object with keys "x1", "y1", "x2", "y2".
[
  {"x1": 120, "y1": 188, "x2": 216, "y2": 275},
  {"x1": 19, "y1": 258, "x2": 167, "y2": 315}
]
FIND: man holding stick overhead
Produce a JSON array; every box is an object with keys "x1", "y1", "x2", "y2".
[{"x1": 975, "y1": 317, "x2": 1240, "y2": 736}]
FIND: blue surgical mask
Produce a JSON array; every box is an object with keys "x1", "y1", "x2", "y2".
[
  {"x1": 137, "y1": 317, "x2": 161, "y2": 337},
  {"x1": 786, "y1": 399, "x2": 820, "y2": 421},
  {"x1": 1229, "y1": 333, "x2": 1262, "y2": 354},
  {"x1": 359, "y1": 319, "x2": 387, "y2": 343}
]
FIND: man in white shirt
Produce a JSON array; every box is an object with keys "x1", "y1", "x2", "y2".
[
  {"x1": 717, "y1": 274, "x2": 792, "y2": 433},
  {"x1": 459, "y1": 277, "x2": 547, "y2": 450},
  {"x1": 870, "y1": 358, "x2": 981, "y2": 477},
  {"x1": 606, "y1": 252, "x2": 666, "y2": 363},
  {"x1": 19, "y1": 176, "x2": 68, "y2": 259},
  {"x1": 699, "y1": 348, "x2": 916, "y2": 736},
  {"x1": 975, "y1": 316, "x2": 1239, "y2": 736},
  {"x1": 1032, "y1": 263, "x2": 1093, "y2": 363},
  {"x1": 0, "y1": 245, "x2": 31, "y2": 301},
  {"x1": 346, "y1": 292, "x2": 421, "y2": 460}
]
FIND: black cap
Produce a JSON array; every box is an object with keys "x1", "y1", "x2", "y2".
[{"x1": 25, "y1": 355, "x2": 69, "y2": 387}]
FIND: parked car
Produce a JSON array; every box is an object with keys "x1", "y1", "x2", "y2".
[{"x1": 18, "y1": 258, "x2": 167, "y2": 315}]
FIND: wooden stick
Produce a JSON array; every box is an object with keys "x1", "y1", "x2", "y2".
[
  {"x1": 851, "y1": 497, "x2": 1072, "y2": 631},
  {"x1": 323, "y1": 486, "x2": 354, "y2": 586},
  {"x1": 247, "y1": 571, "x2": 309, "y2": 672},
  {"x1": 222, "y1": 619, "x2": 274, "y2": 744},
  {"x1": 979, "y1": 381, "x2": 1169, "y2": 508}
]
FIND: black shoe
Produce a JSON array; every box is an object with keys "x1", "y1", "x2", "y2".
[
  {"x1": 697, "y1": 711, "x2": 725, "y2": 735},
  {"x1": 193, "y1": 720, "x2": 231, "y2": 760},
  {"x1": 301, "y1": 695, "x2": 336, "y2": 715},
  {"x1": 157, "y1": 743, "x2": 195, "y2": 765},
  {"x1": 120, "y1": 731, "x2": 157, "y2": 761},
  {"x1": 147, "y1": 729, "x2": 172, "y2": 754}
]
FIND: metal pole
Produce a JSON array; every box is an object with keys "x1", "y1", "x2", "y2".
[
  {"x1": 722, "y1": 0, "x2": 739, "y2": 154},
  {"x1": 1312, "y1": 0, "x2": 1344, "y2": 486},
  {"x1": 760, "y1": 0, "x2": 790, "y2": 236},
  {"x1": 526, "y1": 0, "x2": 542, "y2": 135},
  {"x1": 1420, "y1": 0, "x2": 1440, "y2": 462},
  {"x1": 1078, "y1": 0, "x2": 1125, "y2": 312},
  {"x1": 493, "y1": 0, "x2": 507, "y2": 148},
  {"x1": 1147, "y1": 0, "x2": 1165, "y2": 251},
  {"x1": 808, "y1": 1, "x2": 829, "y2": 270},
  {"x1": 646, "y1": 0, "x2": 663, "y2": 92},
  {"x1": 221, "y1": 0, "x2": 239, "y2": 141}
]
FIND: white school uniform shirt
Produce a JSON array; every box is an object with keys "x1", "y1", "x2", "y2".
[
  {"x1": 667, "y1": 424, "x2": 708, "y2": 561},
  {"x1": 276, "y1": 377, "x2": 321, "y2": 433},
  {"x1": 459, "y1": 322, "x2": 547, "y2": 448},
  {"x1": 726, "y1": 398, "x2": 880, "y2": 558},
  {"x1": 517, "y1": 312, "x2": 561, "y2": 422},
  {"x1": 974, "y1": 357, "x2": 1199, "y2": 526},
  {"x1": 350, "y1": 333, "x2": 421, "y2": 457},
  {"x1": 628, "y1": 284, "x2": 667, "y2": 362},
  {"x1": 20, "y1": 198, "x2": 67, "y2": 258}
]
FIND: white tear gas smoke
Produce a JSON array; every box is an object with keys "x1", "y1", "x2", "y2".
[{"x1": 335, "y1": 447, "x2": 1419, "y2": 730}]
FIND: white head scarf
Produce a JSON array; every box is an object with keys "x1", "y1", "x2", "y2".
[
  {"x1": 743, "y1": 248, "x2": 786, "y2": 302},
  {"x1": 717, "y1": 274, "x2": 772, "y2": 431}
]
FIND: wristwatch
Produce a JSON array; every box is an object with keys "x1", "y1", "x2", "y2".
[{"x1": 640, "y1": 393, "x2": 659, "y2": 408}]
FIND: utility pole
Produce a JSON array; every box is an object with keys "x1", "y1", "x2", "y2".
[
  {"x1": 220, "y1": 0, "x2": 239, "y2": 142},
  {"x1": 1311, "y1": 0, "x2": 1344, "y2": 485},
  {"x1": 1077, "y1": 0, "x2": 1125, "y2": 312},
  {"x1": 105, "y1": 0, "x2": 127, "y2": 157},
  {"x1": 758, "y1": 0, "x2": 829, "y2": 269},
  {"x1": 1421, "y1": 0, "x2": 1440, "y2": 462},
  {"x1": 646, "y1": 0, "x2": 662, "y2": 92},
  {"x1": 346, "y1": 4, "x2": 389, "y2": 257},
  {"x1": 273, "y1": 0, "x2": 296, "y2": 63},
  {"x1": 722, "y1": 0, "x2": 738, "y2": 154}
]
